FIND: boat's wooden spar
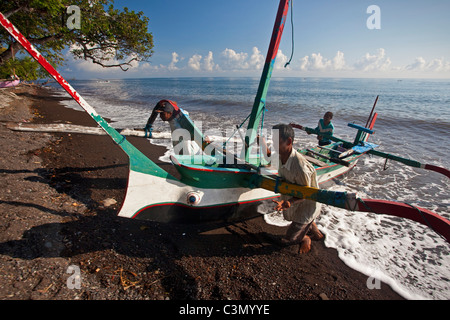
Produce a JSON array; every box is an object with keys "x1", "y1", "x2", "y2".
[
  {"x1": 294, "y1": 124, "x2": 450, "y2": 179},
  {"x1": 368, "y1": 149, "x2": 450, "y2": 179},
  {"x1": 244, "y1": 0, "x2": 291, "y2": 162},
  {"x1": 0, "y1": 11, "x2": 171, "y2": 180},
  {"x1": 252, "y1": 175, "x2": 450, "y2": 243}
]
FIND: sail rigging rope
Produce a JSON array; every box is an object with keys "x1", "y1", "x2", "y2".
[
  {"x1": 118, "y1": 135, "x2": 127, "y2": 145},
  {"x1": 284, "y1": 0, "x2": 295, "y2": 68},
  {"x1": 405, "y1": 202, "x2": 447, "y2": 243},
  {"x1": 258, "y1": 101, "x2": 268, "y2": 166},
  {"x1": 223, "y1": 112, "x2": 252, "y2": 149}
]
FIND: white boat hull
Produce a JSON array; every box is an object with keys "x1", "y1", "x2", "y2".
[{"x1": 117, "y1": 169, "x2": 279, "y2": 223}]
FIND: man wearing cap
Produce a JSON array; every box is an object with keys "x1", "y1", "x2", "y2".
[
  {"x1": 144, "y1": 100, "x2": 209, "y2": 155},
  {"x1": 144, "y1": 99, "x2": 179, "y2": 137}
]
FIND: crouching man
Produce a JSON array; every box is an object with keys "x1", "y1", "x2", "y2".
[{"x1": 271, "y1": 124, "x2": 324, "y2": 254}]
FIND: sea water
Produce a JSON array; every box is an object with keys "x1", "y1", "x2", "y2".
[{"x1": 49, "y1": 77, "x2": 450, "y2": 300}]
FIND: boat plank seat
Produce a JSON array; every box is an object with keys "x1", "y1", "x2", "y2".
[
  {"x1": 317, "y1": 145, "x2": 344, "y2": 154},
  {"x1": 303, "y1": 154, "x2": 329, "y2": 167}
]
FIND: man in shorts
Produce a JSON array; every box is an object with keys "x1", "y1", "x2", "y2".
[{"x1": 271, "y1": 124, "x2": 323, "y2": 254}]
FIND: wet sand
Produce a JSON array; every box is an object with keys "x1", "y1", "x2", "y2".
[{"x1": 0, "y1": 85, "x2": 404, "y2": 303}]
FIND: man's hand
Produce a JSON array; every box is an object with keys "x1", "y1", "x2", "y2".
[
  {"x1": 273, "y1": 199, "x2": 291, "y2": 211},
  {"x1": 273, "y1": 198, "x2": 305, "y2": 211},
  {"x1": 144, "y1": 124, "x2": 153, "y2": 138},
  {"x1": 289, "y1": 123, "x2": 303, "y2": 130}
]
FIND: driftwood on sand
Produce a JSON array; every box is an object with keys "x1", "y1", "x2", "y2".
[{"x1": 6, "y1": 122, "x2": 171, "y2": 139}]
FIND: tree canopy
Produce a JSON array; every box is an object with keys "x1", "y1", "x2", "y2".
[{"x1": 0, "y1": 0, "x2": 154, "y2": 79}]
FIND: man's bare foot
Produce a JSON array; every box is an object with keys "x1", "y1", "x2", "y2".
[
  {"x1": 298, "y1": 235, "x2": 312, "y2": 254},
  {"x1": 310, "y1": 222, "x2": 324, "y2": 241},
  {"x1": 310, "y1": 230, "x2": 323, "y2": 241}
]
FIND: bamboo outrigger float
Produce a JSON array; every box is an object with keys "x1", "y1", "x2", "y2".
[{"x1": 1, "y1": 0, "x2": 449, "y2": 243}]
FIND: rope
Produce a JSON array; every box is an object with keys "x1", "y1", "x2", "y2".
[
  {"x1": 258, "y1": 100, "x2": 268, "y2": 166},
  {"x1": 346, "y1": 196, "x2": 360, "y2": 212},
  {"x1": 274, "y1": 176, "x2": 281, "y2": 194},
  {"x1": 223, "y1": 112, "x2": 252, "y2": 148},
  {"x1": 405, "y1": 202, "x2": 446, "y2": 242},
  {"x1": 284, "y1": 0, "x2": 295, "y2": 68},
  {"x1": 224, "y1": 100, "x2": 268, "y2": 167},
  {"x1": 117, "y1": 135, "x2": 127, "y2": 145}
]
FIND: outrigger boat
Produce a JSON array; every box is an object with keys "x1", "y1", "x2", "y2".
[
  {"x1": 1, "y1": 0, "x2": 449, "y2": 243},
  {"x1": 0, "y1": 79, "x2": 20, "y2": 88}
]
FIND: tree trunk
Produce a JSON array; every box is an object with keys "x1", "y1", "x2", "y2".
[
  {"x1": 0, "y1": 35, "x2": 60, "y2": 65},
  {"x1": 0, "y1": 42, "x2": 20, "y2": 65}
]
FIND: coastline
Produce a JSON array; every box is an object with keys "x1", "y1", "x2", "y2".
[{"x1": 0, "y1": 85, "x2": 404, "y2": 300}]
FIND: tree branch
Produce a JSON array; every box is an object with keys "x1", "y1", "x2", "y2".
[
  {"x1": 90, "y1": 56, "x2": 139, "y2": 71},
  {"x1": 4, "y1": 7, "x2": 23, "y2": 18},
  {"x1": 3, "y1": 0, "x2": 33, "y2": 18}
]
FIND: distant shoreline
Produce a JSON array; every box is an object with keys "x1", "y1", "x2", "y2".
[{"x1": 42, "y1": 76, "x2": 450, "y2": 82}]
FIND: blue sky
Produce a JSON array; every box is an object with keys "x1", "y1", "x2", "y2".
[{"x1": 63, "y1": 0, "x2": 450, "y2": 79}]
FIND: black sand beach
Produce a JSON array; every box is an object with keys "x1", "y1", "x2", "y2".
[{"x1": 0, "y1": 85, "x2": 404, "y2": 301}]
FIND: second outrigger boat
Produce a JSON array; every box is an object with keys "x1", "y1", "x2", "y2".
[{"x1": 1, "y1": 0, "x2": 449, "y2": 243}]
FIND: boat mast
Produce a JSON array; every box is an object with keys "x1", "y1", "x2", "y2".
[{"x1": 244, "y1": 0, "x2": 291, "y2": 162}]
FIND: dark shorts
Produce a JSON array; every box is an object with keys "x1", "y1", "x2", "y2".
[
  {"x1": 319, "y1": 140, "x2": 331, "y2": 146},
  {"x1": 286, "y1": 221, "x2": 313, "y2": 243}
]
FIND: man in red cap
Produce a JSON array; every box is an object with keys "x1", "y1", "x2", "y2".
[
  {"x1": 144, "y1": 99, "x2": 180, "y2": 137},
  {"x1": 144, "y1": 100, "x2": 210, "y2": 155}
]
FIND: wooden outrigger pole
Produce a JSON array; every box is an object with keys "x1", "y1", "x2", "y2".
[
  {"x1": 292, "y1": 95, "x2": 450, "y2": 180},
  {"x1": 244, "y1": 0, "x2": 291, "y2": 162}
]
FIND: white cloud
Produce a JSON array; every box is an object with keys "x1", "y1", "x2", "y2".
[
  {"x1": 168, "y1": 52, "x2": 179, "y2": 71},
  {"x1": 300, "y1": 53, "x2": 330, "y2": 71},
  {"x1": 188, "y1": 54, "x2": 202, "y2": 71},
  {"x1": 65, "y1": 45, "x2": 450, "y2": 79},
  {"x1": 221, "y1": 48, "x2": 249, "y2": 70},
  {"x1": 249, "y1": 47, "x2": 265, "y2": 70},
  {"x1": 354, "y1": 48, "x2": 391, "y2": 72},
  {"x1": 299, "y1": 51, "x2": 348, "y2": 71},
  {"x1": 333, "y1": 51, "x2": 346, "y2": 70},
  {"x1": 274, "y1": 50, "x2": 289, "y2": 70},
  {"x1": 220, "y1": 47, "x2": 267, "y2": 72},
  {"x1": 406, "y1": 57, "x2": 450, "y2": 72},
  {"x1": 406, "y1": 57, "x2": 426, "y2": 71},
  {"x1": 203, "y1": 51, "x2": 216, "y2": 72},
  {"x1": 187, "y1": 51, "x2": 218, "y2": 72},
  {"x1": 426, "y1": 59, "x2": 447, "y2": 72}
]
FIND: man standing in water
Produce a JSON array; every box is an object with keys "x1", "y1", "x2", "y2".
[
  {"x1": 315, "y1": 111, "x2": 334, "y2": 146},
  {"x1": 290, "y1": 111, "x2": 334, "y2": 146},
  {"x1": 270, "y1": 124, "x2": 324, "y2": 254}
]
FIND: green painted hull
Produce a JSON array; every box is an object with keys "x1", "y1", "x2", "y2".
[{"x1": 171, "y1": 141, "x2": 364, "y2": 190}]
